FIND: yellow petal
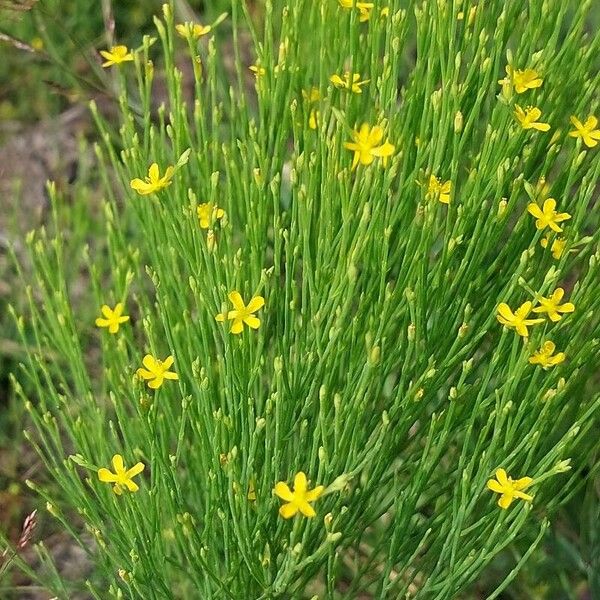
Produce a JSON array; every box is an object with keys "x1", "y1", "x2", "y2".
[
  {"x1": 495, "y1": 468, "x2": 508, "y2": 486},
  {"x1": 148, "y1": 163, "x2": 160, "y2": 182},
  {"x1": 126, "y1": 462, "x2": 145, "y2": 479},
  {"x1": 112, "y1": 454, "x2": 125, "y2": 474},
  {"x1": 244, "y1": 316, "x2": 261, "y2": 329},
  {"x1": 273, "y1": 482, "x2": 294, "y2": 501},
  {"x1": 148, "y1": 377, "x2": 163, "y2": 389},
  {"x1": 98, "y1": 468, "x2": 117, "y2": 483},
  {"x1": 142, "y1": 355, "x2": 157, "y2": 371},
  {"x1": 279, "y1": 503, "x2": 297, "y2": 519},
  {"x1": 496, "y1": 303, "x2": 514, "y2": 321},
  {"x1": 498, "y1": 494, "x2": 513, "y2": 509},
  {"x1": 228, "y1": 291, "x2": 245, "y2": 311},
  {"x1": 305, "y1": 485, "x2": 324, "y2": 502},
  {"x1": 246, "y1": 296, "x2": 265, "y2": 312},
  {"x1": 486, "y1": 479, "x2": 504, "y2": 494},
  {"x1": 297, "y1": 500, "x2": 316, "y2": 517},
  {"x1": 294, "y1": 471, "x2": 308, "y2": 493},
  {"x1": 230, "y1": 319, "x2": 244, "y2": 334}
]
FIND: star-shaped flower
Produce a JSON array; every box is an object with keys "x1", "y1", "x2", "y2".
[
  {"x1": 136, "y1": 354, "x2": 179, "y2": 389},
  {"x1": 95, "y1": 303, "x2": 130, "y2": 334},
  {"x1": 487, "y1": 468, "x2": 533, "y2": 509},
  {"x1": 100, "y1": 45, "x2": 134, "y2": 68},
  {"x1": 532, "y1": 288, "x2": 575, "y2": 322},
  {"x1": 98, "y1": 454, "x2": 145, "y2": 495},
  {"x1": 527, "y1": 199, "x2": 571, "y2": 233},
  {"x1": 274, "y1": 472, "x2": 324, "y2": 518},
  {"x1": 215, "y1": 291, "x2": 265, "y2": 334},
  {"x1": 130, "y1": 163, "x2": 175, "y2": 196},
  {"x1": 568, "y1": 115, "x2": 600, "y2": 148}
]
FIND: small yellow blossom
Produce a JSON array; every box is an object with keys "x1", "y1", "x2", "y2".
[
  {"x1": 532, "y1": 288, "x2": 574, "y2": 322},
  {"x1": 496, "y1": 301, "x2": 544, "y2": 337},
  {"x1": 527, "y1": 199, "x2": 571, "y2": 233},
  {"x1": 487, "y1": 468, "x2": 533, "y2": 509},
  {"x1": 330, "y1": 72, "x2": 370, "y2": 94},
  {"x1": 137, "y1": 354, "x2": 179, "y2": 389},
  {"x1": 274, "y1": 472, "x2": 324, "y2": 518},
  {"x1": 247, "y1": 479, "x2": 257, "y2": 502},
  {"x1": 302, "y1": 87, "x2": 321, "y2": 103},
  {"x1": 249, "y1": 64, "x2": 266, "y2": 78},
  {"x1": 100, "y1": 45, "x2": 134, "y2": 68},
  {"x1": 98, "y1": 454, "x2": 144, "y2": 495},
  {"x1": 568, "y1": 115, "x2": 600, "y2": 148},
  {"x1": 498, "y1": 66, "x2": 543, "y2": 94},
  {"x1": 514, "y1": 105, "x2": 550, "y2": 131},
  {"x1": 197, "y1": 203, "x2": 225, "y2": 229},
  {"x1": 426, "y1": 175, "x2": 451, "y2": 204},
  {"x1": 308, "y1": 109, "x2": 319, "y2": 130},
  {"x1": 338, "y1": 0, "x2": 374, "y2": 21},
  {"x1": 175, "y1": 22, "x2": 211, "y2": 40},
  {"x1": 31, "y1": 37, "x2": 44, "y2": 51},
  {"x1": 216, "y1": 291, "x2": 265, "y2": 334},
  {"x1": 95, "y1": 303, "x2": 130, "y2": 334},
  {"x1": 540, "y1": 236, "x2": 566, "y2": 260},
  {"x1": 344, "y1": 124, "x2": 395, "y2": 170},
  {"x1": 529, "y1": 341, "x2": 566, "y2": 368},
  {"x1": 130, "y1": 163, "x2": 174, "y2": 196}
]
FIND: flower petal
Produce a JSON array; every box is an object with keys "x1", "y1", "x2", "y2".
[
  {"x1": 126, "y1": 462, "x2": 145, "y2": 479},
  {"x1": 112, "y1": 454, "x2": 125, "y2": 474},
  {"x1": 305, "y1": 485, "x2": 324, "y2": 502},
  {"x1": 244, "y1": 316, "x2": 261, "y2": 329},
  {"x1": 495, "y1": 468, "x2": 508, "y2": 486},
  {"x1": 279, "y1": 503, "x2": 297, "y2": 519},
  {"x1": 294, "y1": 472, "x2": 308, "y2": 494},
  {"x1": 228, "y1": 291, "x2": 245, "y2": 311},
  {"x1": 273, "y1": 482, "x2": 294, "y2": 502},
  {"x1": 142, "y1": 355, "x2": 157, "y2": 371},
  {"x1": 246, "y1": 296, "x2": 265, "y2": 313},
  {"x1": 98, "y1": 468, "x2": 117, "y2": 483}
]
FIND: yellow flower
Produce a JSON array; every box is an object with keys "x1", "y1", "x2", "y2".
[
  {"x1": 498, "y1": 66, "x2": 543, "y2": 94},
  {"x1": 426, "y1": 175, "x2": 451, "y2": 204},
  {"x1": 344, "y1": 124, "x2": 395, "y2": 170},
  {"x1": 175, "y1": 22, "x2": 211, "y2": 40},
  {"x1": 215, "y1": 291, "x2": 265, "y2": 334},
  {"x1": 308, "y1": 109, "x2": 319, "y2": 130},
  {"x1": 130, "y1": 163, "x2": 175, "y2": 196},
  {"x1": 514, "y1": 105, "x2": 550, "y2": 131},
  {"x1": 338, "y1": 0, "x2": 374, "y2": 21},
  {"x1": 496, "y1": 301, "x2": 544, "y2": 337},
  {"x1": 529, "y1": 341, "x2": 566, "y2": 368},
  {"x1": 247, "y1": 479, "x2": 257, "y2": 502},
  {"x1": 137, "y1": 354, "x2": 179, "y2": 389},
  {"x1": 100, "y1": 45, "x2": 134, "y2": 68},
  {"x1": 527, "y1": 199, "x2": 571, "y2": 233},
  {"x1": 98, "y1": 454, "x2": 144, "y2": 495},
  {"x1": 532, "y1": 288, "x2": 575, "y2": 322},
  {"x1": 540, "y1": 236, "x2": 566, "y2": 260},
  {"x1": 302, "y1": 87, "x2": 321, "y2": 103},
  {"x1": 95, "y1": 303, "x2": 130, "y2": 334},
  {"x1": 273, "y1": 472, "x2": 324, "y2": 518},
  {"x1": 249, "y1": 64, "x2": 266, "y2": 78},
  {"x1": 568, "y1": 115, "x2": 600, "y2": 148},
  {"x1": 197, "y1": 203, "x2": 225, "y2": 229},
  {"x1": 330, "y1": 72, "x2": 370, "y2": 94},
  {"x1": 486, "y1": 468, "x2": 533, "y2": 509}
]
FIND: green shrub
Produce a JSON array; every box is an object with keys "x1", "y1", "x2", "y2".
[{"x1": 3, "y1": 1, "x2": 600, "y2": 598}]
